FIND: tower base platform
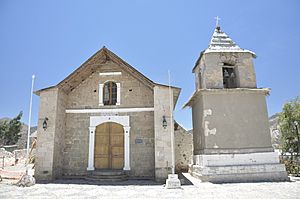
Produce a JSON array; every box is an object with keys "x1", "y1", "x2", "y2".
[{"x1": 189, "y1": 152, "x2": 289, "y2": 183}]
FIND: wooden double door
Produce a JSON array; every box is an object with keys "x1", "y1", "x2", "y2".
[{"x1": 94, "y1": 122, "x2": 124, "y2": 170}]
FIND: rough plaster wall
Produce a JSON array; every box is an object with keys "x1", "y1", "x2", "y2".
[
  {"x1": 63, "y1": 111, "x2": 155, "y2": 178},
  {"x1": 194, "y1": 57, "x2": 206, "y2": 89},
  {"x1": 154, "y1": 86, "x2": 173, "y2": 181},
  {"x1": 200, "y1": 91, "x2": 272, "y2": 153},
  {"x1": 175, "y1": 126, "x2": 193, "y2": 172},
  {"x1": 199, "y1": 52, "x2": 257, "y2": 89},
  {"x1": 194, "y1": 67, "x2": 201, "y2": 90},
  {"x1": 67, "y1": 61, "x2": 153, "y2": 109},
  {"x1": 192, "y1": 95, "x2": 204, "y2": 155},
  {"x1": 235, "y1": 53, "x2": 257, "y2": 88},
  {"x1": 203, "y1": 109, "x2": 217, "y2": 137},
  {"x1": 202, "y1": 54, "x2": 223, "y2": 89},
  {"x1": 35, "y1": 89, "x2": 58, "y2": 180}
]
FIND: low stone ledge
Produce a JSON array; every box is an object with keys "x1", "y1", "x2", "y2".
[{"x1": 189, "y1": 164, "x2": 289, "y2": 183}]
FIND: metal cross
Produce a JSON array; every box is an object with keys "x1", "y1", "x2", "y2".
[{"x1": 214, "y1": 16, "x2": 221, "y2": 27}]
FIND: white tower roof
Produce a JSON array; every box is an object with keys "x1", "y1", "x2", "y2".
[{"x1": 204, "y1": 27, "x2": 256, "y2": 57}]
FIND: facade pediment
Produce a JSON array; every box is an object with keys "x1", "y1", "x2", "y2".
[
  {"x1": 35, "y1": 46, "x2": 181, "y2": 107},
  {"x1": 35, "y1": 47, "x2": 157, "y2": 95}
]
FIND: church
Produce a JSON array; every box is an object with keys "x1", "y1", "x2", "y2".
[
  {"x1": 34, "y1": 47, "x2": 181, "y2": 181},
  {"x1": 34, "y1": 24, "x2": 288, "y2": 183}
]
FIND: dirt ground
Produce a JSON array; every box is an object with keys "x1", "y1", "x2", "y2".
[
  {"x1": 0, "y1": 173, "x2": 300, "y2": 199},
  {"x1": 1, "y1": 152, "x2": 299, "y2": 199}
]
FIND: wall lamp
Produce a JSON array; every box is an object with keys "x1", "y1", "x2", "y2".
[
  {"x1": 162, "y1": 116, "x2": 167, "y2": 129},
  {"x1": 43, "y1": 117, "x2": 49, "y2": 131}
]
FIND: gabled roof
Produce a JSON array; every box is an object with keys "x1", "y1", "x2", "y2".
[
  {"x1": 192, "y1": 26, "x2": 256, "y2": 73},
  {"x1": 35, "y1": 47, "x2": 181, "y2": 105},
  {"x1": 35, "y1": 47, "x2": 154, "y2": 94}
]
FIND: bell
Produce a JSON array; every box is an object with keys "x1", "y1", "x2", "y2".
[{"x1": 224, "y1": 69, "x2": 229, "y2": 78}]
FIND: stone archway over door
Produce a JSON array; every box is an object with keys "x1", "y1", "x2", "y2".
[
  {"x1": 87, "y1": 116, "x2": 130, "y2": 171},
  {"x1": 94, "y1": 122, "x2": 124, "y2": 169}
]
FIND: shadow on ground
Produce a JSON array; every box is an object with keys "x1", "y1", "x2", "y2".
[
  {"x1": 38, "y1": 179, "x2": 162, "y2": 186},
  {"x1": 36, "y1": 172, "x2": 193, "y2": 186},
  {"x1": 178, "y1": 172, "x2": 193, "y2": 185}
]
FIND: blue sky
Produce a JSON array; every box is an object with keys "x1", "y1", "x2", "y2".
[{"x1": 0, "y1": 0, "x2": 299, "y2": 130}]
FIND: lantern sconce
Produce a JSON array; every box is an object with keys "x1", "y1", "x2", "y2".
[
  {"x1": 162, "y1": 115, "x2": 167, "y2": 129},
  {"x1": 43, "y1": 117, "x2": 49, "y2": 131}
]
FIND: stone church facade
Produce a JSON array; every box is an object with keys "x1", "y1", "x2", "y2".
[{"x1": 34, "y1": 47, "x2": 181, "y2": 181}]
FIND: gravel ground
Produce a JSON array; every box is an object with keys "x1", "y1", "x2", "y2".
[{"x1": 0, "y1": 174, "x2": 299, "y2": 199}]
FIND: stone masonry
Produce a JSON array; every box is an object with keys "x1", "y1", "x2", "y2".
[
  {"x1": 153, "y1": 86, "x2": 174, "y2": 182},
  {"x1": 34, "y1": 47, "x2": 180, "y2": 181},
  {"x1": 174, "y1": 124, "x2": 192, "y2": 172}
]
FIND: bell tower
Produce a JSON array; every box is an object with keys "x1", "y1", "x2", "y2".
[
  {"x1": 194, "y1": 26, "x2": 257, "y2": 90},
  {"x1": 184, "y1": 25, "x2": 288, "y2": 183}
]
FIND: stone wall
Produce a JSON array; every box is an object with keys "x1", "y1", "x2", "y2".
[
  {"x1": 61, "y1": 61, "x2": 155, "y2": 178},
  {"x1": 174, "y1": 124, "x2": 192, "y2": 172},
  {"x1": 127, "y1": 111, "x2": 155, "y2": 178},
  {"x1": 35, "y1": 58, "x2": 180, "y2": 181},
  {"x1": 153, "y1": 85, "x2": 173, "y2": 181},
  {"x1": 63, "y1": 111, "x2": 155, "y2": 178},
  {"x1": 67, "y1": 61, "x2": 153, "y2": 109},
  {"x1": 35, "y1": 88, "x2": 61, "y2": 180},
  {"x1": 190, "y1": 153, "x2": 288, "y2": 183},
  {"x1": 194, "y1": 52, "x2": 257, "y2": 89},
  {"x1": 52, "y1": 89, "x2": 67, "y2": 177},
  {"x1": 63, "y1": 113, "x2": 89, "y2": 176}
]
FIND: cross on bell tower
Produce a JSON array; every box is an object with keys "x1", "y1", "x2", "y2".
[{"x1": 214, "y1": 16, "x2": 221, "y2": 28}]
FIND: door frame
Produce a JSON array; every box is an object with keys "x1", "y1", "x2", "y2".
[{"x1": 87, "y1": 116, "x2": 130, "y2": 171}]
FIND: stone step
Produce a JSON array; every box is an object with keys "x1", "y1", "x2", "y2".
[
  {"x1": 86, "y1": 170, "x2": 128, "y2": 182},
  {"x1": 85, "y1": 177, "x2": 127, "y2": 181},
  {"x1": 89, "y1": 170, "x2": 125, "y2": 176},
  {"x1": 87, "y1": 174, "x2": 128, "y2": 179}
]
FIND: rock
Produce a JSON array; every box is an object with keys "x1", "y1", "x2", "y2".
[
  {"x1": 0, "y1": 148, "x2": 14, "y2": 158},
  {"x1": 16, "y1": 174, "x2": 36, "y2": 187}
]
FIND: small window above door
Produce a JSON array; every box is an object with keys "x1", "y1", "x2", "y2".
[
  {"x1": 103, "y1": 81, "x2": 117, "y2": 105},
  {"x1": 99, "y1": 82, "x2": 120, "y2": 106}
]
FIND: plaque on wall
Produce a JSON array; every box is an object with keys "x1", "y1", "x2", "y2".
[{"x1": 135, "y1": 138, "x2": 143, "y2": 144}]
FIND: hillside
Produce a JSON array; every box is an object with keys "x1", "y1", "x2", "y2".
[
  {"x1": 269, "y1": 113, "x2": 281, "y2": 148},
  {"x1": 0, "y1": 118, "x2": 37, "y2": 149}
]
